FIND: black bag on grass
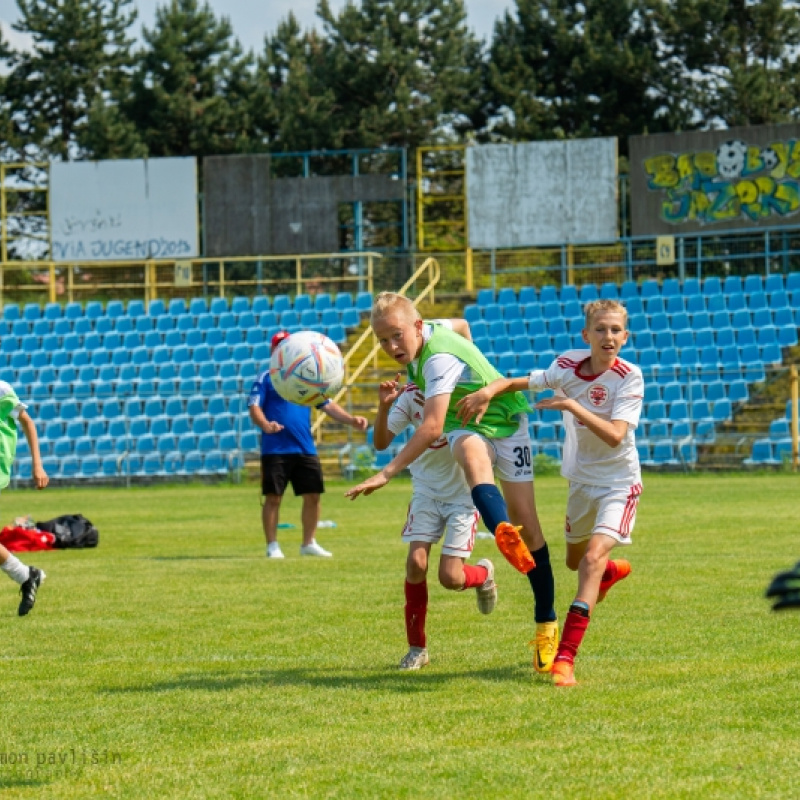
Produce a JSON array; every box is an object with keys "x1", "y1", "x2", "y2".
[{"x1": 35, "y1": 514, "x2": 99, "y2": 549}]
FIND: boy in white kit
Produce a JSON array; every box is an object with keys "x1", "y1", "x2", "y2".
[
  {"x1": 375, "y1": 364, "x2": 497, "y2": 670},
  {"x1": 457, "y1": 299, "x2": 643, "y2": 686}
]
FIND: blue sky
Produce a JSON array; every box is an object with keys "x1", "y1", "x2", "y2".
[{"x1": 1, "y1": 0, "x2": 514, "y2": 53}]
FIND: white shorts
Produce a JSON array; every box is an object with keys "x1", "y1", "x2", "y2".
[
  {"x1": 565, "y1": 482, "x2": 642, "y2": 545},
  {"x1": 446, "y1": 416, "x2": 533, "y2": 483},
  {"x1": 401, "y1": 494, "x2": 479, "y2": 558}
]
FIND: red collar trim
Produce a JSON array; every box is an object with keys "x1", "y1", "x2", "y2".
[{"x1": 574, "y1": 356, "x2": 619, "y2": 381}]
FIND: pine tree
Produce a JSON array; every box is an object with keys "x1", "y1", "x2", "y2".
[
  {"x1": 3, "y1": 0, "x2": 138, "y2": 160},
  {"x1": 486, "y1": 0, "x2": 684, "y2": 146},
  {"x1": 310, "y1": 0, "x2": 484, "y2": 151},
  {"x1": 253, "y1": 14, "x2": 334, "y2": 153},
  {"x1": 658, "y1": 0, "x2": 800, "y2": 127},
  {"x1": 125, "y1": 0, "x2": 257, "y2": 157}
]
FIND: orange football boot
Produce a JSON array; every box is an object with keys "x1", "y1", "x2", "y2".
[
  {"x1": 552, "y1": 660, "x2": 577, "y2": 687},
  {"x1": 494, "y1": 522, "x2": 536, "y2": 574},
  {"x1": 597, "y1": 559, "x2": 632, "y2": 603}
]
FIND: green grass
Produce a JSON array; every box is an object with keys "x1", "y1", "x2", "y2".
[{"x1": 1, "y1": 472, "x2": 799, "y2": 798}]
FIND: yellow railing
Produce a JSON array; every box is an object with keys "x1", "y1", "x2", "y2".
[
  {"x1": 311, "y1": 256, "x2": 441, "y2": 437},
  {"x1": 0, "y1": 252, "x2": 382, "y2": 307}
]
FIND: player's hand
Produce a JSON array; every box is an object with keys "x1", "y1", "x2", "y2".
[
  {"x1": 378, "y1": 373, "x2": 404, "y2": 406},
  {"x1": 535, "y1": 396, "x2": 571, "y2": 412},
  {"x1": 455, "y1": 388, "x2": 491, "y2": 425},
  {"x1": 766, "y1": 561, "x2": 800, "y2": 610},
  {"x1": 33, "y1": 466, "x2": 48, "y2": 490},
  {"x1": 344, "y1": 471, "x2": 389, "y2": 499},
  {"x1": 263, "y1": 421, "x2": 284, "y2": 434},
  {"x1": 351, "y1": 415, "x2": 369, "y2": 432}
]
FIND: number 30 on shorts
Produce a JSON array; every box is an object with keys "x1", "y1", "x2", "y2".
[{"x1": 513, "y1": 446, "x2": 531, "y2": 468}]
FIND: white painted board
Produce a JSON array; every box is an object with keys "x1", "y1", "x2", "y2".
[
  {"x1": 466, "y1": 139, "x2": 617, "y2": 248},
  {"x1": 49, "y1": 158, "x2": 198, "y2": 261}
]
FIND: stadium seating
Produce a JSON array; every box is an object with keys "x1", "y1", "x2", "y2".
[
  {"x1": 461, "y1": 272, "x2": 800, "y2": 468},
  {"x1": 3, "y1": 272, "x2": 797, "y2": 480}
]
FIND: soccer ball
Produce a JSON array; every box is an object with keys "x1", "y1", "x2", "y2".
[{"x1": 269, "y1": 331, "x2": 345, "y2": 406}]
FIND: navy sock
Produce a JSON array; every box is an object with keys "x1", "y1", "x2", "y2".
[
  {"x1": 527, "y1": 544, "x2": 557, "y2": 623},
  {"x1": 470, "y1": 484, "x2": 508, "y2": 534}
]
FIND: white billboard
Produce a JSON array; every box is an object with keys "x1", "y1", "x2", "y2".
[
  {"x1": 49, "y1": 158, "x2": 198, "y2": 262},
  {"x1": 466, "y1": 139, "x2": 618, "y2": 248}
]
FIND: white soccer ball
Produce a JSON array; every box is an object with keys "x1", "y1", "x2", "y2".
[{"x1": 269, "y1": 331, "x2": 345, "y2": 406}]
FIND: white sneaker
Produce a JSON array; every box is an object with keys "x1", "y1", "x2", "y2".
[
  {"x1": 399, "y1": 647, "x2": 429, "y2": 670},
  {"x1": 475, "y1": 558, "x2": 497, "y2": 615},
  {"x1": 299, "y1": 540, "x2": 332, "y2": 557},
  {"x1": 476, "y1": 531, "x2": 494, "y2": 540},
  {"x1": 266, "y1": 542, "x2": 285, "y2": 559}
]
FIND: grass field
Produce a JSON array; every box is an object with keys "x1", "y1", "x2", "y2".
[{"x1": 1, "y1": 472, "x2": 799, "y2": 799}]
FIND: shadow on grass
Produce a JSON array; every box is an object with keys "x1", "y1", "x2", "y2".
[
  {"x1": 145, "y1": 556, "x2": 255, "y2": 561},
  {"x1": 105, "y1": 664, "x2": 540, "y2": 695},
  {"x1": 0, "y1": 774, "x2": 50, "y2": 789}
]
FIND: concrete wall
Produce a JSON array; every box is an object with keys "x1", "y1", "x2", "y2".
[
  {"x1": 49, "y1": 158, "x2": 198, "y2": 262},
  {"x1": 629, "y1": 123, "x2": 800, "y2": 235},
  {"x1": 204, "y1": 155, "x2": 405, "y2": 256},
  {"x1": 466, "y1": 139, "x2": 618, "y2": 249}
]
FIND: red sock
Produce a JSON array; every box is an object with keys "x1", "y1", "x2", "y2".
[
  {"x1": 404, "y1": 580, "x2": 428, "y2": 648},
  {"x1": 461, "y1": 563, "x2": 488, "y2": 589},
  {"x1": 601, "y1": 560, "x2": 618, "y2": 585},
  {"x1": 555, "y1": 609, "x2": 590, "y2": 665}
]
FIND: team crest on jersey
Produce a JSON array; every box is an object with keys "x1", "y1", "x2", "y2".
[{"x1": 587, "y1": 384, "x2": 609, "y2": 407}]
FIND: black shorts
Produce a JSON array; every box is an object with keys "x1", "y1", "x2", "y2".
[{"x1": 260, "y1": 454, "x2": 325, "y2": 497}]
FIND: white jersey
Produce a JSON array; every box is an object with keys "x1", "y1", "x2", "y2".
[
  {"x1": 529, "y1": 350, "x2": 643, "y2": 488},
  {"x1": 413, "y1": 320, "x2": 465, "y2": 400},
  {"x1": 387, "y1": 383, "x2": 473, "y2": 506}
]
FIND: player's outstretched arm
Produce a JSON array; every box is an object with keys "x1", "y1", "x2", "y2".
[
  {"x1": 455, "y1": 376, "x2": 525, "y2": 425},
  {"x1": 323, "y1": 401, "x2": 369, "y2": 432},
  {"x1": 18, "y1": 409, "x2": 48, "y2": 490},
  {"x1": 535, "y1": 396, "x2": 628, "y2": 447},
  {"x1": 345, "y1": 393, "x2": 448, "y2": 499},
  {"x1": 249, "y1": 404, "x2": 283, "y2": 434}
]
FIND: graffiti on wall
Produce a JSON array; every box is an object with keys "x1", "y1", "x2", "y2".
[{"x1": 643, "y1": 139, "x2": 800, "y2": 226}]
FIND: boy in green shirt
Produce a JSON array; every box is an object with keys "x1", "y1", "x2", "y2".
[
  {"x1": 0, "y1": 381, "x2": 49, "y2": 615},
  {"x1": 346, "y1": 293, "x2": 559, "y2": 673}
]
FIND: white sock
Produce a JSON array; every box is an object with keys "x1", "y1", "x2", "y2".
[{"x1": 1, "y1": 555, "x2": 30, "y2": 585}]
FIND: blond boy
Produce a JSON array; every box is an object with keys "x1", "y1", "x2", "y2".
[
  {"x1": 346, "y1": 293, "x2": 559, "y2": 673},
  {"x1": 457, "y1": 300, "x2": 643, "y2": 686}
]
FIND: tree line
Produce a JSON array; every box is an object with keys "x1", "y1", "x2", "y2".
[{"x1": 1, "y1": 0, "x2": 799, "y2": 165}]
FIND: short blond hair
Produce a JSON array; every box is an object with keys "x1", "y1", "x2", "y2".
[
  {"x1": 370, "y1": 291, "x2": 421, "y2": 327},
  {"x1": 584, "y1": 299, "x2": 628, "y2": 327}
]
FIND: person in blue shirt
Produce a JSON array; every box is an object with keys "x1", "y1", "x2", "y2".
[{"x1": 248, "y1": 331, "x2": 368, "y2": 559}]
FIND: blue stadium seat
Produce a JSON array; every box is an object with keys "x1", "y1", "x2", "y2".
[
  {"x1": 560, "y1": 285, "x2": 578, "y2": 304},
  {"x1": 778, "y1": 326, "x2": 798, "y2": 347},
  {"x1": 57, "y1": 455, "x2": 79, "y2": 479},
  {"x1": 99, "y1": 454, "x2": 119, "y2": 477},
  {"x1": 331, "y1": 293, "x2": 351, "y2": 312},
  {"x1": 183, "y1": 451, "x2": 203, "y2": 474},
  {"x1": 162, "y1": 452, "x2": 183, "y2": 476},
  {"x1": 745, "y1": 438, "x2": 776, "y2": 466},
  {"x1": 640, "y1": 279, "x2": 660, "y2": 299},
  {"x1": 514, "y1": 287, "x2": 533, "y2": 305},
  {"x1": 188, "y1": 297, "x2": 207, "y2": 316},
  {"x1": 209, "y1": 297, "x2": 228, "y2": 316},
  {"x1": 651, "y1": 440, "x2": 678, "y2": 466},
  {"x1": 228, "y1": 296, "x2": 248, "y2": 316},
  {"x1": 312, "y1": 293, "x2": 332, "y2": 313},
  {"x1": 579, "y1": 284, "x2": 599, "y2": 303}
]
